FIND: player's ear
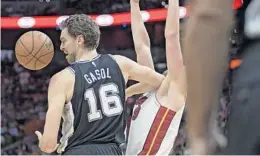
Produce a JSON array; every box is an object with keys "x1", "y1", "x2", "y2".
[{"x1": 77, "y1": 35, "x2": 85, "y2": 45}]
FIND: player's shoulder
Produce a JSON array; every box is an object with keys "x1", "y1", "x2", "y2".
[
  {"x1": 113, "y1": 55, "x2": 133, "y2": 67},
  {"x1": 113, "y1": 55, "x2": 127, "y2": 62},
  {"x1": 111, "y1": 55, "x2": 129, "y2": 69},
  {"x1": 50, "y1": 67, "x2": 75, "y2": 86}
]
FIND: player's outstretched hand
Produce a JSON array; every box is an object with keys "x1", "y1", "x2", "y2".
[{"x1": 35, "y1": 131, "x2": 60, "y2": 153}]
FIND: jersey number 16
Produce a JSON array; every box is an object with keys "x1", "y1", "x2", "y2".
[{"x1": 84, "y1": 83, "x2": 123, "y2": 122}]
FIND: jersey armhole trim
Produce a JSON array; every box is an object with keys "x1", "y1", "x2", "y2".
[
  {"x1": 66, "y1": 67, "x2": 75, "y2": 75},
  {"x1": 154, "y1": 92, "x2": 163, "y2": 107},
  {"x1": 107, "y1": 54, "x2": 116, "y2": 61},
  {"x1": 107, "y1": 54, "x2": 126, "y2": 86}
]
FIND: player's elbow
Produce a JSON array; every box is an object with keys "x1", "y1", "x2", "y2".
[
  {"x1": 150, "y1": 73, "x2": 165, "y2": 88},
  {"x1": 158, "y1": 75, "x2": 165, "y2": 86}
]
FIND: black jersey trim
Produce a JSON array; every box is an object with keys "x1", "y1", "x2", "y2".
[
  {"x1": 107, "y1": 54, "x2": 116, "y2": 61},
  {"x1": 71, "y1": 54, "x2": 101, "y2": 64},
  {"x1": 67, "y1": 67, "x2": 75, "y2": 75},
  {"x1": 107, "y1": 54, "x2": 126, "y2": 86}
]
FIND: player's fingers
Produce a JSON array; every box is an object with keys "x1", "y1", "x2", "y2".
[
  {"x1": 35, "y1": 131, "x2": 42, "y2": 140},
  {"x1": 54, "y1": 144, "x2": 60, "y2": 150}
]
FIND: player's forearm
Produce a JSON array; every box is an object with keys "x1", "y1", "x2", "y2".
[
  {"x1": 165, "y1": 38, "x2": 183, "y2": 80},
  {"x1": 129, "y1": 67, "x2": 164, "y2": 89},
  {"x1": 165, "y1": 0, "x2": 183, "y2": 79},
  {"x1": 136, "y1": 47, "x2": 154, "y2": 70},
  {"x1": 165, "y1": 0, "x2": 179, "y2": 37},
  {"x1": 130, "y1": 2, "x2": 151, "y2": 51},
  {"x1": 130, "y1": 1, "x2": 154, "y2": 69},
  {"x1": 184, "y1": 0, "x2": 233, "y2": 144},
  {"x1": 40, "y1": 114, "x2": 59, "y2": 153},
  {"x1": 126, "y1": 83, "x2": 154, "y2": 97}
]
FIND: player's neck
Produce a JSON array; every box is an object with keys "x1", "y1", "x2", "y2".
[{"x1": 75, "y1": 49, "x2": 98, "y2": 62}]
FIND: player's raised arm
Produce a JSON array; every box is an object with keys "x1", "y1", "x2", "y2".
[
  {"x1": 130, "y1": 0, "x2": 154, "y2": 69},
  {"x1": 125, "y1": 0, "x2": 156, "y2": 97},
  {"x1": 165, "y1": 0, "x2": 184, "y2": 80},
  {"x1": 156, "y1": 0, "x2": 186, "y2": 98},
  {"x1": 115, "y1": 55, "x2": 164, "y2": 88}
]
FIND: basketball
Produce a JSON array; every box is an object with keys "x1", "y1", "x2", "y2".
[{"x1": 15, "y1": 31, "x2": 54, "y2": 70}]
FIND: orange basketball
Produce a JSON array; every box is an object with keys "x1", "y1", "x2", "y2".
[{"x1": 15, "y1": 31, "x2": 54, "y2": 70}]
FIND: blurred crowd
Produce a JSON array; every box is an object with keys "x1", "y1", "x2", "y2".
[
  {"x1": 1, "y1": 0, "x2": 185, "y2": 17},
  {"x1": 1, "y1": 0, "x2": 58, "y2": 17},
  {"x1": 63, "y1": 0, "x2": 167, "y2": 15},
  {"x1": 1, "y1": 59, "x2": 50, "y2": 154}
]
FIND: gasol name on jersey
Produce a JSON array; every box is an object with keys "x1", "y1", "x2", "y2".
[{"x1": 84, "y1": 68, "x2": 111, "y2": 84}]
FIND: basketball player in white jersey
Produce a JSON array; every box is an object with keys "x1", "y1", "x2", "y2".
[{"x1": 125, "y1": 0, "x2": 186, "y2": 155}]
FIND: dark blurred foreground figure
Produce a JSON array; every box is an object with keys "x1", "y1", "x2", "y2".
[
  {"x1": 224, "y1": 0, "x2": 260, "y2": 154},
  {"x1": 184, "y1": 0, "x2": 260, "y2": 154}
]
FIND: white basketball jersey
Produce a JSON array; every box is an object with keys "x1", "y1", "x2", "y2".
[{"x1": 126, "y1": 92, "x2": 185, "y2": 155}]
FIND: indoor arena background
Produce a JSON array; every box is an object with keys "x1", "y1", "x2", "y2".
[{"x1": 1, "y1": 0, "x2": 242, "y2": 154}]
